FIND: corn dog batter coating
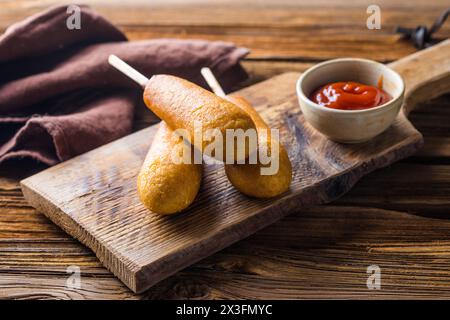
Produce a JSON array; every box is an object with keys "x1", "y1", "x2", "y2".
[
  {"x1": 137, "y1": 121, "x2": 202, "y2": 214},
  {"x1": 225, "y1": 96, "x2": 292, "y2": 198}
]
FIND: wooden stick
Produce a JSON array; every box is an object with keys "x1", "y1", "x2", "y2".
[
  {"x1": 108, "y1": 55, "x2": 149, "y2": 89},
  {"x1": 201, "y1": 67, "x2": 226, "y2": 98}
]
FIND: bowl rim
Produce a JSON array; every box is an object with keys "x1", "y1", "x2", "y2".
[{"x1": 296, "y1": 57, "x2": 405, "y2": 114}]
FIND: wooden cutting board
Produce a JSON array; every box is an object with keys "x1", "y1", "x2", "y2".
[{"x1": 21, "y1": 39, "x2": 450, "y2": 293}]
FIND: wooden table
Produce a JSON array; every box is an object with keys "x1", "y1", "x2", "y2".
[{"x1": 1, "y1": 0, "x2": 450, "y2": 299}]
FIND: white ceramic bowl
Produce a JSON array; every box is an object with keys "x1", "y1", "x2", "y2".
[{"x1": 296, "y1": 58, "x2": 405, "y2": 143}]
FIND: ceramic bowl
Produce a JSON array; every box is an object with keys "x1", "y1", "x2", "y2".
[{"x1": 296, "y1": 58, "x2": 405, "y2": 143}]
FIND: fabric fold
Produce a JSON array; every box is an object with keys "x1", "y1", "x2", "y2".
[{"x1": 0, "y1": 5, "x2": 249, "y2": 168}]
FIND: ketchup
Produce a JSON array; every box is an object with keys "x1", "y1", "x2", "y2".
[{"x1": 310, "y1": 81, "x2": 391, "y2": 110}]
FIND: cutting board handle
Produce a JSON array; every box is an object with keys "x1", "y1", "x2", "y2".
[{"x1": 388, "y1": 38, "x2": 450, "y2": 117}]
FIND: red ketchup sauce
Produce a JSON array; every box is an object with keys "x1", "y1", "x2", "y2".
[{"x1": 310, "y1": 81, "x2": 392, "y2": 110}]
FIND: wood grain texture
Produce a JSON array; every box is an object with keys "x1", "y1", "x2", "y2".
[
  {"x1": 20, "y1": 40, "x2": 449, "y2": 293},
  {"x1": 19, "y1": 74, "x2": 419, "y2": 293},
  {"x1": 1, "y1": 1, "x2": 449, "y2": 62},
  {"x1": 1, "y1": 0, "x2": 450, "y2": 299}
]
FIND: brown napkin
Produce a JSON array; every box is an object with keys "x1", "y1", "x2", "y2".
[{"x1": 0, "y1": 5, "x2": 249, "y2": 167}]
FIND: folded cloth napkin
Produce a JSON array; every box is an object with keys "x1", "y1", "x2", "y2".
[{"x1": 0, "y1": 5, "x2": 249, "y2": 167}]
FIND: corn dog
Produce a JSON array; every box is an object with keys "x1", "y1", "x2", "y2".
[
  {"x1": 225, "y1": 96, "x2": 292, "y2": 198},
  {"x1": 137, "y1": 121, "x2": 202, "y2": 214},
  {"x1": 107, "y1": 57, "x2": 206, "y2": 214},
  {"x1": 143, "y1": 75, "x2": 256, "y2": 161}
]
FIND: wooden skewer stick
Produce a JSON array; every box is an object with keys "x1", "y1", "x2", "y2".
[
  {"x1": 108, "y1": 54, "x2": 149, "y2": 89},
  {"x1": 201, "y1": 67, "x2": 226, "y2": 98}
]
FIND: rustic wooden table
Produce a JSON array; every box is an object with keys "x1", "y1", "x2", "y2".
[{"x1": 1, "y1": 0, "x2": 450, "y2": 299}]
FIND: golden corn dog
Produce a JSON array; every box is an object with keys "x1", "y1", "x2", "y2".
[
  {"x1": 137, "y1": 121, "x2": 202, "y2": 214},
  {"x1": 224, "y1": 96, "x2": 292, "y2": 198},
  {"x1": 143, "y1": 75, "x2": 256, "y2": 160}
]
